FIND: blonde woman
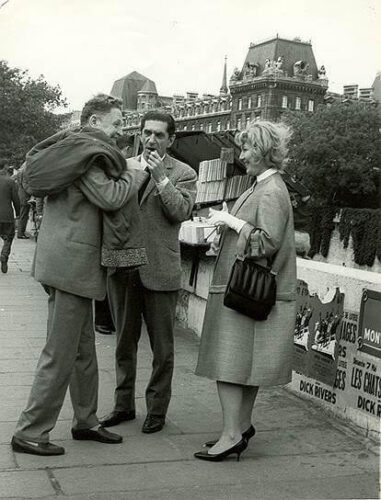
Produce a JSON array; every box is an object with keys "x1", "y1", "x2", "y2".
[{"x1": 195, "y1": 121, "x2": 296, "y2": 462}]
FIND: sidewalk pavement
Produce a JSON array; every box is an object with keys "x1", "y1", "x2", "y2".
[{"x1": 0, "y1": 237, "x2": 379, "y2": 500}]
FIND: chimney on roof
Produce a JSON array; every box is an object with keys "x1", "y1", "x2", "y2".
[{"x1": 220, "y1": 56, "x2": 228, "y2": 95}]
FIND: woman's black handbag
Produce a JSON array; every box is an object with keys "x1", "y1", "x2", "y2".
[{"x1": 223, "y1": 255, "x2": 277, "y2": 321}]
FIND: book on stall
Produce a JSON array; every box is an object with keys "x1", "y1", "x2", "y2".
[{"x1": 196, "y1": 158, "x2": 252, "y2": 204}]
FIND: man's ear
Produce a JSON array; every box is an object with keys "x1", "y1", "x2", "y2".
[
  {"x1": 88, "y1": 114, "x2": 98, "y2": 127},
  {"x1": 168, "y1": 134, "x2": 176, "y2": 148}
]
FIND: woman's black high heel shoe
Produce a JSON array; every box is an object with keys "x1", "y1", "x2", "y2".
[
  {"x1": 203, "y1": 425, "x2": 255, "y2": 448},
  {"x1": 194, "y1": 438, "x2": 248, "y2": 462}
]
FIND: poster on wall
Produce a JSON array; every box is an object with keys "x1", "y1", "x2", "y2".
[
  {"x1": 293, "y1": 295, "x2": 381, "y2": 424},
  {"x1": 293, "y1": 279, "x2": 344, "y2": 385},
  {"x1": 336, "y1": 309, "x2": 381, "y2": 419},
  {"x1": 358, "y1": 289, "x2": 381, "y2": 359}
]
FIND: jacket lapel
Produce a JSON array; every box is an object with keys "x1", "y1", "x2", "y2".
[{"x1": 231, "y1": 183, "x2": 256, "y2": 216}]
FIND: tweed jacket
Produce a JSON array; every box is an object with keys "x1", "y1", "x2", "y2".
[
  {"x1": 32, "y1": 167, "x2": 135, "y2": 300},
  {"x1": 129, "y1": 154, "x2": 197, "y2": 291},
  {"x1": 211, "y1": 172, "x2": 296, "y2": 301}
]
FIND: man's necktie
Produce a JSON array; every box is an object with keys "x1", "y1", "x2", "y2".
[{"x1": 138, "y1": 167, "x2": 151, "y2": 203}]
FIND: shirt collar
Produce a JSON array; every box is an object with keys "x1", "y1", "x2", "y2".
[{"x1": 256, "y1": 168, "x2": 278, "y2": 183}]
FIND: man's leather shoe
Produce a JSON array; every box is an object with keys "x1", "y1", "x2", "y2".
[
  {"x1": 71, "y1": 426, "x2": 122, "y2": 443},
  {"x1": 94, "y1": 324, "x2": 114, "y2": 335},
  {"x1": 142, "y1": 415, "x2": 165, "y2": 434},
  {"x1": 11, "y1": 436, "x2": 65, "y2": 456},
  {"x1": 99, "y1": 410, "x2": 136, "y2": 427},
  {"x1": 1, "y1": 261, "x2": 8, "y2": 274}
]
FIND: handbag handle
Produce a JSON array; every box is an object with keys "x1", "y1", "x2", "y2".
[{"x1": 236, "y1": 226, "x2": 278, "y2": 274}]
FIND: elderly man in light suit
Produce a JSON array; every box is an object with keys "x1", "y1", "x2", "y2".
[
  {"x1": 101, "y1": 111, "x2": 197, "y2": 433},
  {"x1": 12, "y1": 95, "x2": 136, "y2": 456}
]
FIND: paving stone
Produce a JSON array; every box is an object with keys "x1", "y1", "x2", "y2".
[
  {"x1": 0, "y1": 445, "x2": 16, "y2": 470},
  {"x1": 0, "y1": 470, "x2": 55, "y2": 498},
  {"x1": 15, "y1": 434, "x2": 195, "y2": 469},
  {"x1": 27, "y1": 472, "x2": 377, "y2": 500},
  {"x1": 53, "y1": 451, "x2": 380, "y2": 496},
  {"x1": 0, "y1": 346, "x2": 40, "y2": 360}
]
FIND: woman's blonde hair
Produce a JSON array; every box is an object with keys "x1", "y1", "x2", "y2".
[{"x1": 235, "y1": 120, "x2": 292, "y2": 170}]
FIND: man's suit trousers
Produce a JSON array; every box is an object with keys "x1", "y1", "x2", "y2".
[
  {"x1": 0, "y1": 222, "x2": 15, "y2": 262},
  {"x1": 108, "y1": 270, "x2": 178, "y2": 417},
  {"x1": 14, "y1": 287, "x2": 99, "y2": 443},
  {"x1": 17, "y1": 202, "x2": 30, "y2": 237}
]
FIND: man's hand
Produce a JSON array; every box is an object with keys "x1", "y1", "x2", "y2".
[{"x1": 146, "y1": 151, "x2": 167, "y2": 184}]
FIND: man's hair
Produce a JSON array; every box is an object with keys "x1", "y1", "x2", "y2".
[
  {"x1": 0, "y1": 158, "x2": 9, "y2": 170},
  {"x1": 80, "y1": 94, "x2": 122, "y2": 125},
  {"x1": 140, "y1": 111, "x2": 176, "y2": 136}
]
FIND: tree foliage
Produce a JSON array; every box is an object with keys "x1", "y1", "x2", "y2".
[
  {"x1": 0, "y1": 60, "x2": 68, "y2": 166},
  {"x1": 284, "y1": 103, "x2": 381, "y2": 208}
]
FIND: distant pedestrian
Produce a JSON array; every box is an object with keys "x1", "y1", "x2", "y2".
[
  {"x1": 14, "y1": 164, "x2": 31, "y2": 239},
  {"x1": 94, "y1": 297, "x2": 115, "y2": 335},
  {"x1": 0, "y1": 159, "x2": 20, "y2": 273}
]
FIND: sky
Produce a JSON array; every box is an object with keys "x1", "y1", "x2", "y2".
[{"x1": 1, "y1": 0, "x2": 380, "y2": 111}]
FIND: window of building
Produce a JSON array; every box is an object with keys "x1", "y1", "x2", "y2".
[
  {"x1": 246, "y1": 116, "x2": 250, "y2": 128},
  {"x1": 282, "y1": 96, "x2": 288, "y2": 109},
  {"x1": 208, "y1": 122, "x2": 212, "y2": 133},
  {"x1": 217, "y1": 121, "x2": 221, "y2": 132},
  {"x1": 248, "y1": 97, "x2": 252, "y2": 109},
  {"x1": 295, "y1": 97, "x2": 301, "y2": 110},
  {"x1": 191, "y1": 124, "x2": 195, "y2": 131},
  {"x1": 200, "y1": 123, "x2": 203, "y2": 131},
  {"x1": 183, "y1": 125, "x2": 187, "y2": 131},
  {"x1": 308, "y1": 99, "x2": 314, "y2": 112},
  {"x1": 226, "y1": 120, "x2": 230, "y2": 130},
  {"x1": 237, "y1": 118, "x2": 242, "y2": 130},
  {"x1": 238, "y1": 98, "x2": 242, "y2": 111},
  {"x1": 257, "y1": 95, "x2": 262, "y2": 107}
]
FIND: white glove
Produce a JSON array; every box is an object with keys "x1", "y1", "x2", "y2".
[{"x1": 208, "y1": 202, "x2": 246, "y2": 233}]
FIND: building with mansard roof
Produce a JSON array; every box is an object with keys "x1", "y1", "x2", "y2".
[{"x1": 114, "y1": 35, "x2": 329, "y2": 133}]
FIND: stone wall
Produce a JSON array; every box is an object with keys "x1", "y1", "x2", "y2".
[{"x1": 312, "y1": 225, "x2": 381, "y2": 274}]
